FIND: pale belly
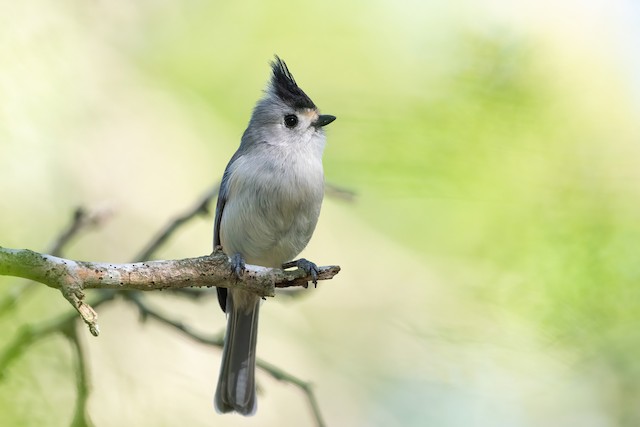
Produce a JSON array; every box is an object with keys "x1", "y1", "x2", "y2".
[{"x1": 219, "y1": 157, "x2": 324, "y2": 268}]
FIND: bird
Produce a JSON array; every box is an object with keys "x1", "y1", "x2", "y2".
[{"x1": 213, "y1": 56, "x2": 336, "y2": 415}]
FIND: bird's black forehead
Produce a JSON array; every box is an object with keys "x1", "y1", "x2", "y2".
[{"x1": 270, "y1": 56, "x2": 317, "y2": 110}]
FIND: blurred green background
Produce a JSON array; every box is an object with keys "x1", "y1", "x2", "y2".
[{"x1": 2, "y1": 0, "x2": 640, "y2": 426}]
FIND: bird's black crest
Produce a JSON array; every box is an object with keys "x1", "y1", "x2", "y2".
[{"x1": 270, "y1": 56, "x2": 316, "y2": 110}]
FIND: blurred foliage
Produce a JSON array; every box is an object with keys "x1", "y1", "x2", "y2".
[{"x1": 2, "y1": 0, "x2": 640, "y2": 426}]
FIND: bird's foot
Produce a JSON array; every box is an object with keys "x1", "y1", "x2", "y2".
[
  {"x1": 230, "y1": 253, "x2": 246, "y2": 279},
  {"x1": 282, "y1": 258, "x2": 319, "y2": 288}
]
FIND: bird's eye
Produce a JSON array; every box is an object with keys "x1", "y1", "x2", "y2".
[{"x1": 284, "y1": 114, "x2": 298, "y2": 128}]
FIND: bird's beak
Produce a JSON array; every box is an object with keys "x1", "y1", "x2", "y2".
[{"x1": 314, "y1": 114, "x2": 336, "y2": 128}]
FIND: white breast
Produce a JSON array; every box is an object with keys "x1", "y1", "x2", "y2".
[{"x1": 219, "y1": 140, "x2": 325, "y2": 268}]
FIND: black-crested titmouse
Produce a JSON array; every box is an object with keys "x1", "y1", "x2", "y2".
[{"x1": 213, "y1": 57, "x2": 335, "y2": 415}]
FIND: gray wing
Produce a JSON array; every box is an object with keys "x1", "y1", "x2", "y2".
[{"x1": 214, "y1": 150, "x2": 243, "y2": 312}]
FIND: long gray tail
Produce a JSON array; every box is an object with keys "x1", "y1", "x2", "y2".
[{"x1": 214, "y1": 290, "x2": 260, "y2": 415}]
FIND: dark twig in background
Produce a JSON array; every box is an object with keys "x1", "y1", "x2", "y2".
[
  {"x1": 256, "y1": 359, "x2": 327, "y2": 427},
  {"x1": 134, "y1": 184, "x2": 220, "y2": 262},
  {"x1": 325, "y1": 182, "x2": 357, "y2": 203},
  {"x1": 126, "y1": 292, "x2": 225, "y2": 347},
  {"x1": 0, "y1": 206, "x2": 112, "y2": 317},
  {"x1": 48, "y1": 206, "x2": 114, "y2": 257},
  {"x1": 126, "y1": 293, "x2": 326, "y2": 427},
  {"x1": 65, "y1": 324, "x2": 94, "y2": 427}
]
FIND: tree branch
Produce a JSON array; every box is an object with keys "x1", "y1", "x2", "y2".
[{"x1": 0, "y1": 246, "x2": 340, "y2": 336}]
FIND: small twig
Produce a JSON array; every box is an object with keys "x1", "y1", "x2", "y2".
[
  {"x1": 133, "y1": 185, "x2": 219, "y2": 262},
  {"x1": 0, "y1": 205, "x2": 112, "y2": 318},
  {"x1": 126, "y1": 293, "x2": 225, "y2": 347},
  {"x1": 48, "y1": 206, "x2": 113, "y2": 257},
  {"x1": 325, "y1": 182, "x2": 357, "y2": 202},
  {"x1": 256, "y1": 359, "x2": 326, "y2": 427},
  {"x1": 63, "y1": 326, "x2": 94, "y2": 427}
]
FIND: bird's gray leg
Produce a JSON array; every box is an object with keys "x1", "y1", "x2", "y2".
[
  {"x1": 230, "y1": 253, "x2": 246, "y2": 279},
  {"x1": 282, "y1": 258, "x2": 319, "y2": 287}
]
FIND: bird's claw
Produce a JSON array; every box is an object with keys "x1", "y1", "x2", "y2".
[
  {"x1": 283, "y1": 258, "x2": 319, "y2": 287},
  {"x1": 230, "y1": 253, "x2": 246, "y2": 279}
]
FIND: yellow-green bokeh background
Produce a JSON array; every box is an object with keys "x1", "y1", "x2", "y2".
[{"x1": 2, "y1": 1, "x2": 640, "y2": 426}]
